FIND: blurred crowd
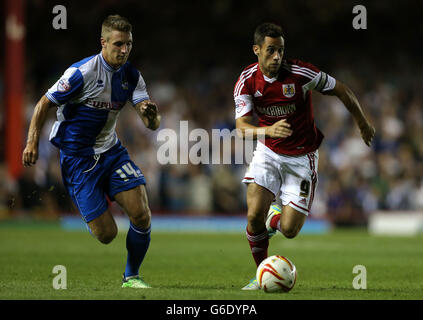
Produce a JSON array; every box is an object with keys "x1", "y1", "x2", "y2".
[{"x1": 1, "y1": 0, "x2": 422, "y2": 224}]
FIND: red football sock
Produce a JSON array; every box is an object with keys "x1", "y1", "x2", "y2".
[{"x1": 246, "y1": 227, "x2": 269, "y2": 267}]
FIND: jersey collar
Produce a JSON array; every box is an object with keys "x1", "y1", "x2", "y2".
[
  {"x1": 99, "y1": 52, "x2": 122, "y2": 73},
  {"x1": 257, "y1": 64, "x2": 278, "y2": 83},
  {"x1": 263, "y1": 74, "x2": 278, "y2": 83}
]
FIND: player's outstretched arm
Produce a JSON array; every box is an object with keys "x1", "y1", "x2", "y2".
[
  {"x1": 236, "y1": 115, "x2": 293, "y2": 139},
  {"x1": 135, "y1": 100, "x2": 161, "y2": 130},
  {"x1": 22, "y1": 95, "x2": 56, "y2": 167},
  {"x1": 324, "y1": 80, "x2": 375, "y2": 147}
]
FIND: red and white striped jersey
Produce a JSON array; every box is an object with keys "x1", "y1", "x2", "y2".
[{"x1": 234, "y1": 59, "x2": 336, "y2": 156}]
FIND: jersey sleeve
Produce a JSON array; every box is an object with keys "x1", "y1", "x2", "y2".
[
  {"x1": 292, "y1": 61, "x2": 336, "y2": 94},
  {"x1": 234, "y1": 95, "x2": 253, "y2": 119},
  {"x1": 233, "y1": 71, "x2": 254, "y2": 119},
  {"x1": 305, "y1": 70, "x2": 336, "y2": 93},
  {"x1": 131, "y1": 72, "x2": 150, "y2": 105},
  {"x1": 45, "y1": 67, "x2": 84, "y2": 105}
]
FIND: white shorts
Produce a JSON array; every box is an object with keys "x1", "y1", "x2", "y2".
[{"x1": 242, "y1": 142, "x2": 318, "y2": 216}]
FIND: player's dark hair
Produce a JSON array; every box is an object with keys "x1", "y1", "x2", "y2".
[
  {"x1": 101, "y1": 15, "x2": 132, "y2": 38},
  {"x1": 254, "y1": 23, "x2": 284, "y2": 46}
]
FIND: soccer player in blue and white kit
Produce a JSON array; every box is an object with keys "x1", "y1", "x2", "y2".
[{"x1": 22, "y1": 15, "x2": 160, "y2": 288}]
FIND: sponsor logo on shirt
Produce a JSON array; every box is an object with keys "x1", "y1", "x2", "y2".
[
  {"x1": 256, "y1": 104, "x2": 296, "y2": 117},
  {"x1": 85, "y1": 99, "x2": 125, "y2": 110}
]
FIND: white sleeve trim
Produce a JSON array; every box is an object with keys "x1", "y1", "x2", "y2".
[
  {"x1": 45, "y1": 92, "x2": 60, "y2": 105},
  {"x1": 132, "y1": 96, "x2": 149, "y2": 105}
]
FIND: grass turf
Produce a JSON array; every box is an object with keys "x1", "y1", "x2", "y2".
[{"x1": 1, "y1": 223, "x2": 423, "y2": 300}]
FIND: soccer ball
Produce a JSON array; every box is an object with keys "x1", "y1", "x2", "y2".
[{"x1": 256, "y1": 255, "x2": 297, "y2": 292}]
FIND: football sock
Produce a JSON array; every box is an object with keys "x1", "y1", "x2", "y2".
[
  {"x1": 124, "y1": 222, "x2": 151, "y2": 279},
  {"x1": 270, "y1": 215, "x2": 282, "y2": 232},
  {"x1": 246, "y1": 227, "x2": 269, "y2": 267}
]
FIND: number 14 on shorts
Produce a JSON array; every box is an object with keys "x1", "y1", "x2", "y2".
[{"x1": 116, "y1": 162, "x2": 142, "y2": 181}]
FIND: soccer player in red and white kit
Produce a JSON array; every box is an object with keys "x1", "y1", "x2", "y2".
[{"x1": 235, "y1": 23, "x2": 375, "y2": 290}]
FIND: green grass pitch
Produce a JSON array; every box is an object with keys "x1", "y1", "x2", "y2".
[{"x1": 1, "y1": 222, "x2": 423, "y2": 300}]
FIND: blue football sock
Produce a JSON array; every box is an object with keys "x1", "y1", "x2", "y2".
[{"x1": 124, "y1": 222, "x2": 151, "y2": 279}]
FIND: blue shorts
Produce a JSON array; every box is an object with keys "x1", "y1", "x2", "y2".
[{"x1": 60, "y1": 141, "x2": 146, "y2": 223}]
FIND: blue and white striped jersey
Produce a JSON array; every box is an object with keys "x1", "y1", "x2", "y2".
[{"x1": 46, "y1": 52, "x2": 149, "y2": 156}]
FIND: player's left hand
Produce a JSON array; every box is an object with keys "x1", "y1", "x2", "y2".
[
  {"x1": 359, "y1": 121, "x2": 375, "y2": 147},
  {"x1": 140, "y1": 101, "x2": 158, "y2": 119},
  {"x1": 139, "y1": 100, "x2": 160, "y2": 130},
  {"x1": 22, "y1": 142, "x2": 39, "y2": 167}
]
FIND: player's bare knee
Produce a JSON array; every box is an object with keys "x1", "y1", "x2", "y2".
[
  {"x1": 131, "y1": 215, "x2": 150, "y2": 229},
  {"x1": 281, "y1": 225, "x2": 299, "y2": 239},
  {"x1": 130, "y1": 206, "x2": 151, "y2": 229},
  {"x1": 247, "y1": 210, "x2": 265, "y2": 230},
  {"x1": 98, "y1": 232, "x2": 116, "y2": 244},
  {"x1": 97, "y1": 226, "x2": 117, "y2": 244},
  {"x1": 247, "y1": 211, "x2": 259, "y2": 224}
]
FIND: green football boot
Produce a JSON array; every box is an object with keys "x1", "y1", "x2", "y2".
[
  {"x1": 122, "y1": 274, "x2": 151, "y2": 288},
  {"x1": 266, "y1": 204, "x2": 282, "y2": 238},
  {"x1": 242, "y1": 277, "x2": 260, "y2": 290}
]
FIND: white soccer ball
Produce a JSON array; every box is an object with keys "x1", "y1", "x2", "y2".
[{"x1": 256, "y1": 255, "x2": 297, "y2": 293}]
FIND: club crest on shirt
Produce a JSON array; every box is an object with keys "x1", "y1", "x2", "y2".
[
  {"x1": 282, "y1": 83, "x2": 295, "y2": 98},
  {"x1": 57, "y1": 79, "x2": 71, "y2": 92}
]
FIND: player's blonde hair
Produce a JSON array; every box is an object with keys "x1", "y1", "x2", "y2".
[{"x1": 101, "y1": 15, "x2": 132, "y2": 40}]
